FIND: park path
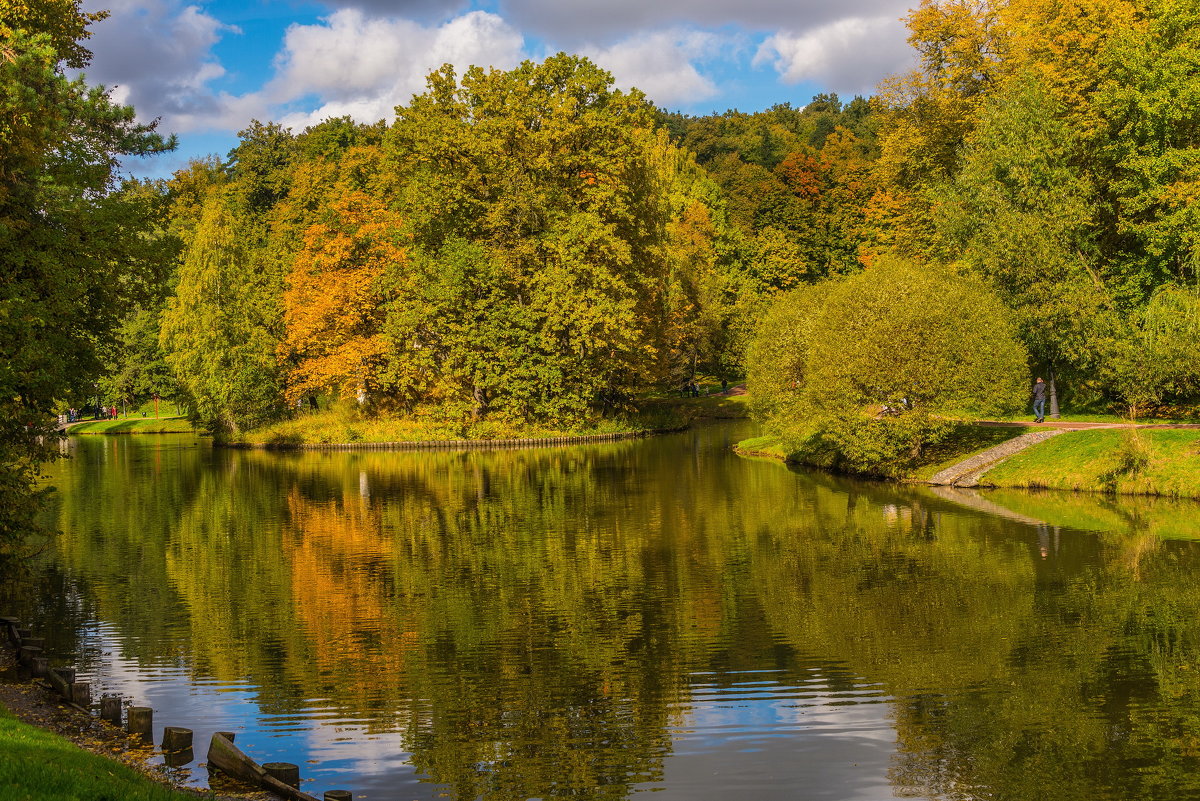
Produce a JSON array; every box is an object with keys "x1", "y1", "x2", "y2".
[
  {"x1": 928, "y1": 429, "x2": 1065, "y2": 487},
  {"x1": 928, "y1": 417, "x2": 1200, "y2": 488}
]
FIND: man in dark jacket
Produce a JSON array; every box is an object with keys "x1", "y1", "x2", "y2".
[{"x1": 1032, "y1": 377, "x2": 1047, "y2": 423}]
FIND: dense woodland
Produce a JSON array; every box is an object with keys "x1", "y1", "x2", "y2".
[{"x1": 4, "y1": 0, "x2": 1200, "y2": 547}]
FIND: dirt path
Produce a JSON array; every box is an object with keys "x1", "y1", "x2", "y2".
[
  {"x1": 928, "y1": 429, "x2": 1065, "y2": 487},
  {"x1": 976, "y1": 419, "x2": 1200, "y2": 430}
]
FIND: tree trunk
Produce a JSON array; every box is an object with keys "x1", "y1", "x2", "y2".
[{"x1": 1048, "y1": 365, "x2": 1060, "y2": 418}]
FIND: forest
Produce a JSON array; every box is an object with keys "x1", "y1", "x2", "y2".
[{"x1": 4, "y1": 0, "x2": 1200, "y2": 544}]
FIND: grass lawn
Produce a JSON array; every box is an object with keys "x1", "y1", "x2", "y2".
[
  {"x1": 68, "y1": 417, "x2": 194, "y2": 435},
  {"x1": 0, "y1": 704, "x2": 205, "y2": 801},
  {"x1": 984, "y1": 428, "x2": 1200, "y2": 498}
]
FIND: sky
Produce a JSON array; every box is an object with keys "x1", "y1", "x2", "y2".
[{"x1": 77, "y1": 0, "x2": 918, "y2": 178}]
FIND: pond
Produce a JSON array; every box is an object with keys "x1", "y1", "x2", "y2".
[{"x1": 8, "y1": 421, "x2": 1200, "y2": 800}]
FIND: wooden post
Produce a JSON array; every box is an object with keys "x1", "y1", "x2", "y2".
[
  {"x1": 325, "y1": 792, "x2": 352, "y2": 801},
  {"x1": 263, "y1": 762, "x2": 300, "y2": 788},
  {"x1": 29, "y1": 657, "x2": 49, "y2": 678},
  {"x1": 18, "y1": 645, "x2": 42, "y2": 666},
  {"x1": 100, "y1": 696, "x2": 122, "y2": 725},
  {"x1": 57, "y1": 667, "x2": 76, "y2": 683},
  {"x1": 21, "y1": 637, "x2": 44, "y2": 649},
  {"x1": 127, "y1": 706, "x2": 153, "y2": 740},
  {"x1": 216, "y1": 731, "x2": 236, "y2": 743},
  {"x1": 70, "y1": 682, "x2": 91, "y2": 708},
  {"x1": 162, "y1": 726, "x2": 193, "y2": 752},
  {"x1": 16, "y1": 628, "x2": 31, "y2": 642}
]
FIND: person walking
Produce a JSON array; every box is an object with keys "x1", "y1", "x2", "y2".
[{"x1": 1032, "y1": 377, "x2": 1047, "y2": 423}]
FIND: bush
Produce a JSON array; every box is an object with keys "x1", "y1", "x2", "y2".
[{"x1": 746, "y1": 256, "x2": 1028, "y2": 475}]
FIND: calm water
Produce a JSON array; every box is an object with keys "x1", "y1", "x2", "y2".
[{"x1": 9, "y1": 422, "x2": 1200, "y2": 800}]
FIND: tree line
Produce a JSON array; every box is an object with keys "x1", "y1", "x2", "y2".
[{"x1": 4, "y1": 0, "x2": 1200, "y2": 550}]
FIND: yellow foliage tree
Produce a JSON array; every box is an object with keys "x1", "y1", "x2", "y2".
[{"x1": 280, "y1": 191, "x2": 407, "y2": 405}]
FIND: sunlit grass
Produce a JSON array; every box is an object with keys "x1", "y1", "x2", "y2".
[
  {"x1": 0, "y1": 705, "x2": 205, "y2": 801},
  {"x1": 68, "y1": 417, "x2": 194, "y2": 435},
  {"x1": 985, "y1": 429, "x2": 1200, "y2": 498}
]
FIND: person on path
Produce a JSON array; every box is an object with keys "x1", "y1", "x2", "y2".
[{"x1": 1032, "y1": 377, "x2": 1047, "y2": 423}]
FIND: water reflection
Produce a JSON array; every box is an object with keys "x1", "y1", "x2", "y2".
[{"x1": 6, "y1": 425, "x2": 1200, "y2": 800}]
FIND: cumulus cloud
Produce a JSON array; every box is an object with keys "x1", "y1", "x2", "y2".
[
  {"x1": 754, "y1": 15, "x2": 914, "y2": 95},
  {"x1": 580, "y1": 30, "x2": 723, "y2": 106},
  {"x1": 81, "y1": 0, "x2": 234, "y2": 127},
  {"x1": 266, "y1": 9, "x2": 526, "y2": 129}
]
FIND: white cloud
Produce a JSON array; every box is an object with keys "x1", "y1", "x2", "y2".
[
  {"x1": 81, "y1": 0, "x2": 235, "y2": 129},
  {"x1": 266, "y1": 9, "x2": 527, "y2": 129},
  {"x1": 580, "y1": 30, "x2": 724, "y2": 106},
  {"x1": 754, "y1": 15, "x2": 914, "y2": 95}
]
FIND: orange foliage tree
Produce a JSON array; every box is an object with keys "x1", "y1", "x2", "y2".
[{"x1": 280, "y1": 192, "x2": 407, "y2": 405}]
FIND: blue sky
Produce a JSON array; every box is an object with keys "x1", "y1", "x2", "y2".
[{"x1": 78, "y1": 0, "x2": 917, "y2": 177}]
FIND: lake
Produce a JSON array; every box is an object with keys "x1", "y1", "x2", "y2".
[{"x1": 8, "y1": 421, "x2": 1200, "y2": 800}]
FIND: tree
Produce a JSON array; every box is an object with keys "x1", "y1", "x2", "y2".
[
  {"x1": 747, "y1": 257, "x2": 1027, "y2": 474},
  {"x1": 281, "y1": 190, "x2": 406, "y2": 405},
  {"x1": 0, "y1": 1, "x2": 172, "y2": 560},
  {"x1": 384, "y1": 55, "x2": 685, "y2": 423},
  {"x1": 160, "y1": 190, "x2": 284, "y2": 435}
]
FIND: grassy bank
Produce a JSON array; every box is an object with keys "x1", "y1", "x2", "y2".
[
  {"x1": 735, "y1": 424, "x2": 1025, "y2": 479},
  {"x1": 235, "y1": 394, "x2": 749, "y2": 447},
  {"x1": 0, "y1": 704, "x2": 204, "y2": 801},
  {"x1": 68, "y1": 417, "x2": 194, "y2": 435},
  {"x1": 984, "y1": 428, "x2": 1200, "y2": 498},
  {"x1": 737, "y1": 425, "x2": 1200, "y2": 501}
]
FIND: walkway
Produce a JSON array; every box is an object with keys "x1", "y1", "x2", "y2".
[{"x1": 927, "y1": 429, "x2": 1064, "y2": 488}]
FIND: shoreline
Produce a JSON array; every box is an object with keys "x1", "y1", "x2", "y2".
[
  {"x1": 224, "y1": 425, "x2": 689, "y2": 451},
  {"x1": 734, "y1": 427, "x2": 1200, "y2": 502}
]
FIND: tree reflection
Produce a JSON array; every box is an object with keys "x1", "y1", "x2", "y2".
[{"x1": 21, "y1": 430, "x2": 1200, "y2": 800}]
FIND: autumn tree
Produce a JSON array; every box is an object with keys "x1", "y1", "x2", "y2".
[{"x1": 281, "y1": 189, "x2": 405, "y2": 406}]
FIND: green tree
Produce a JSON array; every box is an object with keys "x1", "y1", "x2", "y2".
[
  {"x1": 383, "y1": 55, "x2": 682, "y2": 424},
  {"x1": 0, "y1": 1, "x2": 172, "y2": 560},
  {"x1": 160, "y1": 190, "x2": 284, "y2": 435},
  {"x1": 748, "y1": 257, "x2": 1027, "y2": 474}
]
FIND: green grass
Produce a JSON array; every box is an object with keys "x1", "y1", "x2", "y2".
[
  {"x1": 0, "y1": 704, "x2": 206, "y2": 801},
  {"x1": 68, "y1": 417, "x2": 194, "y2": 435},
  {"x1": 733, "y1": 434, "x2": 792, "y2": 461},
  {"x1": 985, "y1": 428, "x2": 1200, "y2": 498}
]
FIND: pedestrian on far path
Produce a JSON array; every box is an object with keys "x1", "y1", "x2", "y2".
[{"x1": 1032, "y1": 377, "x2": 1047, "y2": 423}]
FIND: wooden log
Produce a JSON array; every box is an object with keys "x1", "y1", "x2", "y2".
[
  {"x1": 57, "y1": 667, "x2": 76, "y2": 684},
  {"x1": 16, "y1": 627, "x2": 31, "y2": 640},
  {"x1": 208, "y1": 731, "x2": 266, "y2": 784},
  {"x1": 216, "y1": 730, "x2": 236, "y2": 742},
  {"x1": 263, "y1": 762, "x2": 300, "y2": 788},
  {"x1": 29, "y1": 657, "x2": 49, "y2": 678},
  {"x1": 100, "y1": 696, "x2": 122, "y2": 725},
  {"x1": 47, "y1": 668, "x2": 71, "y2": 698},
  {"x1": 21, "y1": 637, "x2": 44, "y2": 649},
  {"x1": 162, "y1": 726, "x2": 193, "y2": 752},
  {"x1": 324, "y1": 792, "x2": 352, "y2": 801},
  {"x1": 70, "y1": 682, "x2": 91, "y2": 708},
  {"x1": 206, "y1": 732, "x2": 321, "y2": 801},
  {"x1": 127, "y1": 706, "x2": 152, "y2": 740}
]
